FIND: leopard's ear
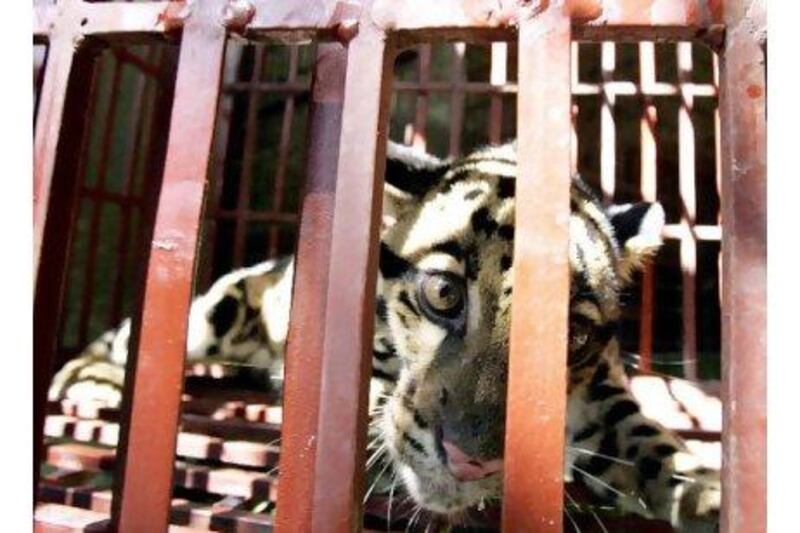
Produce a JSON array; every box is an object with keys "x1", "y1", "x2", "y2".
[
  {"x1": 382, "y1": 141, "x2": 448, "y2": 230},
  {"x1": 607, "y1": 202, "x2": 665, "y2": 282}
]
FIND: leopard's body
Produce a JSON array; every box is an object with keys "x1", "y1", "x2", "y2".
[{"x1": 49, "y1": 142, "x2": 720, "y2": 531}]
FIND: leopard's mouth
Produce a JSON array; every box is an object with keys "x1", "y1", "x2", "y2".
[{"x1": 381, "y1": 399, "x2": 502, "y2": 515}]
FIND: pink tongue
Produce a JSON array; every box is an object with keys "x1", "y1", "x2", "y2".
[{"x1": 442, "y1": 440, "x2": 504, "y2": 481}]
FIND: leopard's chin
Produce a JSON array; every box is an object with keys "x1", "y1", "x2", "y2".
[{"x1": 396, "y1": 462, "x2": 501, "y2": 516}]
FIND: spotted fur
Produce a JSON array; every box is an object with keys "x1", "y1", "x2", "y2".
[{"x1": 49, "y1": 141, "x2": 719, "y2": 531}]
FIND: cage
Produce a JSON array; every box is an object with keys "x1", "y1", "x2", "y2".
[{"x1": 33, "y1": 1, "x2": 765, "y2": 532}]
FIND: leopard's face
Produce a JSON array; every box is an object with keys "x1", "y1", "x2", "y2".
[{"x1": 374, "y1": 143, "x2": 664, "y2": 515}]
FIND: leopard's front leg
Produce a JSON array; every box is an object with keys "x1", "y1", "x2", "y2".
[{"x1": 566, "y1": 351, "x2": 720, "y2": 532}]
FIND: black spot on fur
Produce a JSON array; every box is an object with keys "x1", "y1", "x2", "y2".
[
  {"x1": 397, "y1": 291, "x2": 420, "y2": 317},
  {"x1": 573, "y1": 424, "x2": 600, "y2": 442},
  {"x1": 585, "y1": 431, "x2": 619, "y2": 475},
  {"x1": 465, "y1": 249, "x2": 480, "y2": 281},
  {"x1": 589, "y1": 384, "x2": 626, "y2": 402},
  {"x1": 464, "y1": 189, "x2": 482, "y2": 200},
  {"x1": 385, "y1": 147, "x2": 445, "y2": 197},
  {"x1": 497, "y1": 177, "x2": 515, "y2": 198},
  {"x1": 639, "y1": 457, "x2": 663, "y2": 481},
  {"x1": 372, "y1": 367, "x2": 395, "y2": 382},
  {"x1": 630, "y1": 424, "x2": 660, "y2": 437},
  {"x1": 471, "y1": 207, "x2": 498, "y2": 236},
  {"x1": 609, "y1": 202, "x2": 654, "y2": 245},
  {"x1": 380, "y1": 243, "x2": 413, "y2": 279},
  {"x1": 626, "y1": 445, "x2": 640, "y2": 459},
  {"x1": 590, "y1": 362, "x2": 610, "y2": 387},
  {"x1": 413, "y1": 410, "x2": 429, "y2": 429},
  {"x1": 244, "y1": 305, "x2": 260, "y2": 322},
  {"x1": 439, "y1": 387, "x2": 448, "y2": 406},
  {"x1": 654, "y1": 444, "x2": 678, "y2": 457},
  {"x1": 376, "y1": 297, "x2": 388, "y2": 322},
  {"x1": 431, "y1": 240, "x2": 464, "y2": 261},
  {"x1": 206, "y1": 344, "x2": 219, "y2": 357},
  {"x1": 500, "y1": 255, "x2": 512, "y2": 271},
  {"x1": 403, "y1": 432, "x2": 427, "y2": 455},
  {"x1": 604, "y1": 400, "x2": 639, "y2": 426},
  {"x1": 373, "y1": 349, "x2": 394, "y2": 362},
  {"x1": 210, "y1": 295, "x2": 239, "y2": 337},
  {"x1": 497, "y1": 225, "x2": 514, "y2": 241}
]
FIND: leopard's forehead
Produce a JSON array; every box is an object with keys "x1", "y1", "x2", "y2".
[{"x1": 382, "y1": 145, "x2": 623, "y2": 320}]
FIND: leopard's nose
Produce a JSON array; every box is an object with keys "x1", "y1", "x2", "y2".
[{"x1": 441, "y1": 439, "x2": 503, "y2": 481}]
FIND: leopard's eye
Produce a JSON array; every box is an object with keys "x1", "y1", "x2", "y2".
[
  {"x1": 418, "y1": 272, "x2": 466, "y2": 320},
  {"x1": 569, "y1": 318, "x2": 594, "y2": 351}
]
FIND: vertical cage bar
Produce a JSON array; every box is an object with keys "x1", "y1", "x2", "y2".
[
  {"x1": 275, "y1": 42, "x2": 347, "y2": 533},
  {"x1": 503, "y1": 6, "x2": 572, "y2": 531},
  {"x1": 308, "y1": 18, "x2": 394, "y2": 531},
  {"x1": 411, "y1": 44, "x2": 431, "y2": 151},
  {"x1": 33, "y1": 37, "x2": 98, "y2": 502},
  {"x1": 109, "y1": 49, "x2": 152, "y2": 326},
  {"x1": 600, "y1": 42, "x2": 616, "y2": 202},
  {"x1": 448, "y1": 43, "x2": 466, "y2": 157},
  {"x1": 202, "y1": 44, "x2": 243, "y2": 289},
  {"x1": 638, "y1": 42, "x2": 658, "y2": 370},
  {"x1": 232, "y1": 46, "x2": 264, "y2": 266},
  {"x1": 77, "y1": 59, "x2": 124, "y2": 346},
  {"x1": 111, "y1": 2, "x2": 227, "y2": 529},
  {"x1": 269, "y1": 46, "x2": 300, "y2": 257},
  {"x1": 570, "y1": 43, "x2": 579, "y2": 176},
  {"x1": 488, "y1": 42, "x2": 507, "y2": 144},
  {"x1": 719, "y1": 0, "x2": 766, "y2": 530},
  {"x1": 677, "y1": 42, "x2": 698, "y2": 380}
]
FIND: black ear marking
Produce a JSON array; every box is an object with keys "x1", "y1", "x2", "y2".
[
  {"x1": 608, "y1": 203, "x2": 657, "y2": 244},
  {"x1": 385, "y1": 141, "x2": 448, "y2": 197}
]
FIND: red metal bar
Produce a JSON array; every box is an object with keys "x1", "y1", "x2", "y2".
[
  {"x1": 35, "y1": 0, "x2": 725, "y2": 44},
  {"x1": 110, "y1": 1, "x2": 228, "y2": 529},
  {"x1": 33, "y1": 39, "x2": 99, "y2": 504},
  {"x1": 310, "y1": 13, "x2": 394, "y2": 531},
  {"x1": 274, "y1": 42, "x2": 347, "y2": 533},
  {"x1": 718, "y1": 0, "x2": 766, "y2": 531},
  {"x1": 503, "y1": 5, "x2": 572, "y2": 531},
  {"x1": 371, "y1": 0, "x2": 724, "y2": 38}
]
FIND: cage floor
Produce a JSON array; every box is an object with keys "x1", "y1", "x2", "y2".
[{"x1": 37, "y1": 365, "x2": 720, "y2": 532}]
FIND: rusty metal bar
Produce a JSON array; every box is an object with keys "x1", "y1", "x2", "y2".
[
  {"x1": 677, "y1": 42, "x2": 699, "y2": 381},
  {"x1": 33, "y1": 38, "x2": 99, "y2": 503},
  {"x1": 110, "y1": 1, "x2": 228, "y2": 529},
  {"x1": 718, "y1": 1, "x2": 766, "y2": 531},
  {"x1": 35, "y1": 0, "x2": 725, "y2": 45},
  {"x1": 309, "y1": 13, "x2": 394, "y2": 531},
  {"x1": 638, "y1": 41, "x2": 658, "y2": 370},
  {"x1": 503, "y1": 5, "x2": 572, "y2": 531},
  {"x1": 274, "y1": 42, "x2": 347, "y2": 533}
]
